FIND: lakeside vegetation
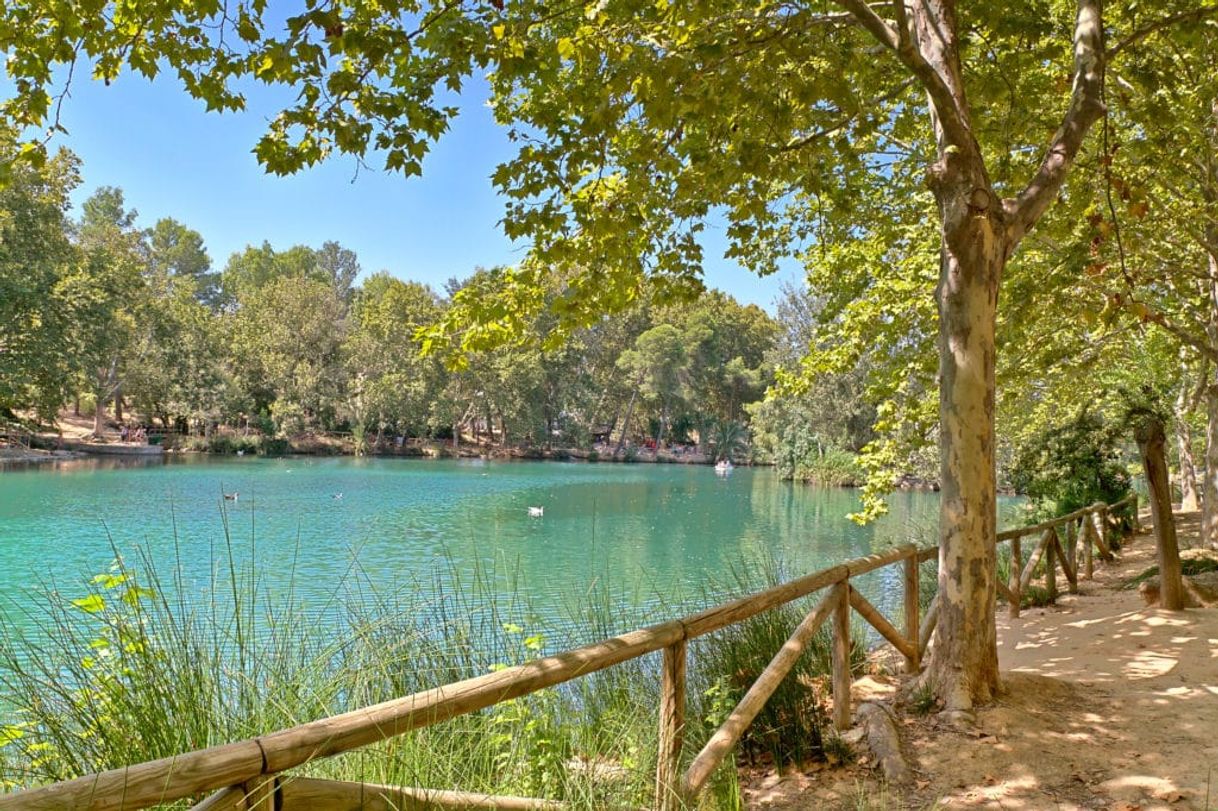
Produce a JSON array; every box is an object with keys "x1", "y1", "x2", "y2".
[
  {"x1": 2, "y1": 160, "x2": 888, "y2": 475},
  {"x1": 0, "y1": 532, "x2": 868, "y2": 809}
]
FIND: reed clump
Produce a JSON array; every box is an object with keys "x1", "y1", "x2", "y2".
[{"x1": 0, "y1": 523, "x2": 864, "y2": 809}]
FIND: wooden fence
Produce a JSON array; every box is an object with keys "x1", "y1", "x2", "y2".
[{"x1": 0, "y1": 495, "x2": 1138, "y2": 811}]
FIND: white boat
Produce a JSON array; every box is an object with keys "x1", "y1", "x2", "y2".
[
  {"x1": 528, "y1": 506, "x2": 544, "y2": 517},
  {"x1": 714, "y1": 460, "x2": 733, "y2": 475}
]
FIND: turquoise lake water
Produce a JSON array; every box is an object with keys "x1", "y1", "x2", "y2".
[{"x1": 0, "y1": 457, "x2": 1016, "y2": 642}]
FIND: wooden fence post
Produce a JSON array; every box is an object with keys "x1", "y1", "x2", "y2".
[
  {"x1": 1008, "y1": 535, "x2": 1021, "y2": 619},
  {"x1": 832, "y1": 582, "x2": 852, "y2": 730},
  {"x1": 241, "y1": 775, "x2": 278, "y2": 810},
  {"x1": 656, "y1": 639, "x2": 687, "y2": 811},
  {"x1": 1084, "y1": 515, "x2": 1094, "y2": 580},
  {"x1": 1093, "y1": 503, "x2": 1108, "y2": 558},
  {"x1": 1045, "y1": 529, "x2": 1058, "y2": 604},
  {"x1": 1065, "y1": 520, "x2": 1077, "y2": 573},
  {"x1": 902, "y1": 546, "x2": 920, "y2": 672}
]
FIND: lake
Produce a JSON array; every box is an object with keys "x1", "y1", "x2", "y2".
[{"x1": 0, "y1": 457, "x2": 1016, "y2": 643}]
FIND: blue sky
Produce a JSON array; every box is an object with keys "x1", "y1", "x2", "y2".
[{"x1": 43, "y1": 70, "x2": 799, "y2": 311}]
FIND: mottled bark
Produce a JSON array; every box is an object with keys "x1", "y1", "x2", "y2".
[
  {"x1": 1202, "y1": 382, "x2": 1218, "y2": 546},
  {"x1": 926, "y1": 164, "x2": 1005, "y2": 712},
  {"x1": 93, "y1": 397, "x2": 107, "y2": 437},
  {"x1": 1203, "y1": 263, "x2": 1218, "y2": 546},
  {"x1": 1176, "y1": 374, "x2": 1200, "y2": 511},
  {"x1": 906, "y1": 0, "x2": 1003, "y2": 712},
  {"x1": 1137, "y1": 417, "x2": 1186, "y2": 610},
  {"x1": 840, "y1": 0, "x2": 1105, "y2": 710}
]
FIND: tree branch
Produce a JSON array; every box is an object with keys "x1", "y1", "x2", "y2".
[
  {"x1": 1005, "y1": 0, "x2": 1105, "y2": 245},
  {"x1": 1140, "y1": 301, "x2": 1218, "y2": 362},
  {"x1": 781, "y1": 77, "x2": 917, "y2": 152},
  {"x1": 834, "y1": 0, "x2": 974, "y2": 150},
  {"x1": 834, "y1": 0, "x2": 900, "y2": 49},
  {"x1": 1107, "y1": 6, "x2": 1218, "y2": 58}
]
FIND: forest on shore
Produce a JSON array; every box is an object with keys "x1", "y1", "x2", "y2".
[
  {"x1": 1, "y1": 140, "x2": 1213, "y2": 504},
  {"x1": 0, "y1": 153, "x2": 880, "y2": 474}
]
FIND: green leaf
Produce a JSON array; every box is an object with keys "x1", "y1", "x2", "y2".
[{"x1": 71, "y1": 594, "x2": 106, "y2": 614}]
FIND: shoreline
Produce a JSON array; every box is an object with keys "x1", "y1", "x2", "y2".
[{"x1": 0, "y1": 447, "x2": 87, "y2": 465}]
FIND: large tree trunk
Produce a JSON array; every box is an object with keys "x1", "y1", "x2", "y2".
[
  {"x1": 1137, "y1": 416, "x2": 1186, "y2": 610},
  {"x1": 614, "y1": 385, "x2": 639, "y2": 457},
  {"x1": 925, "y1": 180, "x2": 1005, "y2": 714},
  {"x1": 833, "y1": 0, "x2": 1102, "y2": 715},
  {"x1": 1203, "y1": 265, "x2": 1218, "y2": 545},
  {"x1": 1202, "y1": 381, "x2": 1218, "y2": 545},
  {"x1": 1175, "y1": 372, "x2": 1200, "y2": 511},
  {"x1": 93, "y1": 396, "x2": 107, "y2": 437}
]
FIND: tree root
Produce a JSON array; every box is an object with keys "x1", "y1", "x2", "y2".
[{"x1": 857, "y1": 702, "x2": 914, "y2": 785}]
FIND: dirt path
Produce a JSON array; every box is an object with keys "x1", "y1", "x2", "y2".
[{"x1": 745, "y1": 512, "x2": 1218, "y2": 810}]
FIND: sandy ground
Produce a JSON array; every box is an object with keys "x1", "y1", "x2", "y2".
[{"x1": 744, "y1": 511, "x2": 1218, "y2": 810}]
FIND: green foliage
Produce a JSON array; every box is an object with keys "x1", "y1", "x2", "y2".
[
  {"x1": 1008, "y1": 412, "x2": 1132, "y2": 516},
  {"x1": 794, "y1": 449, "x2": 864, "y2": 488},
  {"x1": 691, "y1": 559, "x2": 866, "y2": 768},
  {"x1": 0, "y1": 146, "x2": 80, "y2": 421},
  {"x1": 0, "y1": 530, "x2": 886, "y2": 807},
  {"x1": 908, "y1": 681, "x2": 937, "y2": 716},
  {"x1": 711, "y1": 420, "x2": 747, "y2": 463},
  {"x1": 351, "y1": 421, "x2": 368, "y2": 457},
  {"x1": 1120, "y1": 553, "x2": 1218, "y2": 591}
]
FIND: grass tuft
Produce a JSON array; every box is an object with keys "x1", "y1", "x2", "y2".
[{"x1": 0, "y1": 522, "x2": 885, "y2": 808}]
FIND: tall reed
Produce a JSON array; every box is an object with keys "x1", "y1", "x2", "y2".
[{"x1": 0, "y1": 514, "x2": 863, "y2": 808}]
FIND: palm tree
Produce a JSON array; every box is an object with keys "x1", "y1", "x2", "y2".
[{"x1": 712, "y1": 420, "x2": 747, "y2": 463}]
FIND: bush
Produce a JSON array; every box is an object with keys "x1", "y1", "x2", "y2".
[
  {"x1": 0, "y1": 537, "x2": 871, "y2": 809},
  {"x1": 1120, "y1": 552, "x2": 1218, "y2": 590},
  {"x1": 559, "y1": 425, "x2": 592, "y2": 451},
  {"x1": 793, "y1": 448, "x2": 863, "y2": 487},
  {"x1": 692, "y1": 603, "x2": 866, "y2": 767},
  {"x1": 258, "y1": 437, "x2": 290, "y2": 456},
  {"x1": 351, "y1": 422, "x2": 368, "y2": 457},
  {"x1": 205, "y1": 434, "x2": 260, "y2": 455},
  {"x1": 1008, "y1": 412, "x2": 1131, "y2": 517}
]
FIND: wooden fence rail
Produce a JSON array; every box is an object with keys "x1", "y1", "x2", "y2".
[{"x1": 0, "y1": 494, "x2": 1138, "y2": 811}]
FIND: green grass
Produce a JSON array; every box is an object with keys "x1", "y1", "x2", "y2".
[
  {"x1": 1119, "y1": 555, "x2": 1218, "y2": 591},
  {"x1": 793, "y1": 449, "x2": 863, "y2": 487},
  {"x1": 0, "y1": 524, "x2": 866, "y2": 809}
]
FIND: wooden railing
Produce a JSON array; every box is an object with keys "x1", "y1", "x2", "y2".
[{"x1": 1, "y1": 495, "x2": 1138, "y2": 811}]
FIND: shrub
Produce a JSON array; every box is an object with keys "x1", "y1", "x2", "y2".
[
  {"x1": 351, "y1": 421, "x2": 367, "y2": 456},
  {"x1": 206, "y1": 434, "x2": 259, "y2": 455},
  {"x1": 1008, "y1": 412, "x2": 1131, "y2": 518},
  {"x1": 1120, "y1": 553, "x2": 1218, "y2": 590},
  {"x1": 691, "y1": 583, "x2": 866, "y2": 768},
  {"x1": 794, "y1": 448, "x2": 864, "y2": 487},
  {"x1": 0, "y1": 545, "x2": 685, "y2": 809},
  {"x1": 258, "y1": 437, "x2": 290, "y2": 456}
]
